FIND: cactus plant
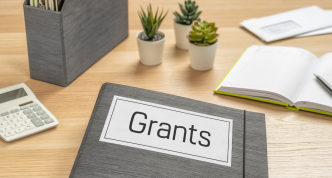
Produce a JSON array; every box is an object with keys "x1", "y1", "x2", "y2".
[
  {"x1": 173, "y1": 0, "x2": 202, "y2": 25},
  {"x1": 187, "y1": 21, "x2": 218, "y2": 46},
  {"x1": 138, "y1": 4, "x2": 168, "y2": 40}
]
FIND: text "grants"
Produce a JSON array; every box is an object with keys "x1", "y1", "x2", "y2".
[{"x1": 129, "y1": 112, "x2": 211, "y2": 147}]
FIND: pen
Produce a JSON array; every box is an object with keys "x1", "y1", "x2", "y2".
[{"x1": 314, "y1": 73, "x2": 332, "y2": 95}]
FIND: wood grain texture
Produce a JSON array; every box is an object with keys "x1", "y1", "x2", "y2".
[{"x1": 0, "y1": 0, "x2": 332, "y2": 177}]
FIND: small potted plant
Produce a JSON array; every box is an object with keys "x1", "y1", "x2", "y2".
[
  {"x1": 137, "y1": 4, "x2": 168, "y2": 66},
  {"x1": 173, "y1": 0, "x2": 202, "y2": 50},
  {"x1": 187, "y1": 20, "x2": 219, "y2": 71}
]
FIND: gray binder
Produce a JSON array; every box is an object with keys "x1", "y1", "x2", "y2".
[
  {"x1": 23, "y1": 0, "x2": 128, "y2": 87},
  {"x1": 69, "y1": 83, "x2": 268, "y2": 177}
]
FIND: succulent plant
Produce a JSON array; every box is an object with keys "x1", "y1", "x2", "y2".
[
  {"x1": 187, "y1": 21, "x2": 218, "y2": 46},
  {"x1": 138, "y1": 4, "x2": 168, "y2": 39},
  {"x1": 173, "y1": 0, "x2": 202, "y2": 25}
]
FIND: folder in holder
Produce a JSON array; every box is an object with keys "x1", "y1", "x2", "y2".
[{"x1": 23, "y1": 0, "x2": 129, "y2": 87}]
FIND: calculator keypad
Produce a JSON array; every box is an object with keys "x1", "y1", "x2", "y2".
[{"x1": 0, "y1": 103, "x2": 55, "y2": 139}]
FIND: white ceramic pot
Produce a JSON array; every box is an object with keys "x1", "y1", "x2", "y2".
[
  {"x1": 188, "y1": 41, "x2": 218, "y2": 71},
  {"x1": 137, "y1": 31, "x2": 166, "y2": 66},
  {"x1": 173, "y1": 19, "x2": 192, "y2": 50}
]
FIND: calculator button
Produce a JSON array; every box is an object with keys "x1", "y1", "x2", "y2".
[
  {"x1": 1, "y1": 112, "x2": 9, "y2": 117},
  {"x1": 0, "y1": 117, "x2": 4, "y2": 122},
  {"x1": 24, "y1": 124, "x2": 35, "y2": 130},
  {"x1": 33, "y1": 106, "x2": 42, "y2": 111},
  {"x1": 0, "y1": 122, "x2": 8, "y2": 128},
  {"x1": 23, "y1": 109, "x2": 33, "y2": 115},
  {"x1": 3, "y1": 115, "x2": 13, "y2": 120},
  {"x1": 27, "y1": 113, "x2": 37, "y2": 119},
  {"x1": 10, "y1": 123, "x2": 21, "y2": 129},
  {"x1": 7, "y1": 119, "x2": 17, "y2": 125},
  {"x1": 37, "y1": 110, "x2": 46, "y2": 116},
  {"x1": 30, "y1": 103, "x2": 38, "y2": 107},
  {"x1": 40, "y1": 114, "x2": 50, "y2": 120},
  {"x1": 1, "y1": 127, "x2": 11, "y2": 133},
  {"x1": 17, "y1": 116, "x2": 28, "y2": 122},
  {"x1": 4, "y1": 131, "x2": 15, "y2": 137},
  {"x1": 13, "y1": 111, "x2": 24, "y2": 117},
  {"x1": 10, "y1": 109, "x2": 19, "y2": 113},
  {"x1": 21, "y1": 120, "x2": 30, "y2": 126},
  {"x1": 44, "y1": 118, "x2": 54, "y2": 124},
  {"x1": 20, "y1": 105, "x2": 29, "y2": 110},
  {"x1": 31, "y1": 118, "x2": 44, "y2": 127},
  {"x1": 15, "y1": 127, "x2": 25, "y2": 134}
]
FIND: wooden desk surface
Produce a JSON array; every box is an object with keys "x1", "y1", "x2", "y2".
[{"x1": 1, "y1": 0, "x2": 332, "y2": 177}]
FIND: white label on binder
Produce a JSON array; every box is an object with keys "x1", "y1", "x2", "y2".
[{"x1": 99, "y1": 95, "x2": 233, "y2": 167}]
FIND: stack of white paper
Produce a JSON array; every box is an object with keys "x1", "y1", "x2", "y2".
[{"x1": 241, "y1": 6, "x2": 332, "y2": 42}]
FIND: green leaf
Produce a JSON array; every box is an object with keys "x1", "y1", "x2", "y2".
[
  {"x1": 205, "y1": 39, "x2": 216, "y2": 44},
  {"x1": 188, "y1": 8, "x2": 197, "y2": 16},
  {"x1": 192, "y1": 11, "x2": 201, "y2": 21},
  {"x1": 188, "y1": 4, "x2": 192, "y2": 12},
  {"x1": 148, "y1": 23, "x2": 158, "y2": 38},
  {"x1": 208, "y1": 22, "x2": 215, "y2": 28},
  {"x1": 185, "y1": 3, "x2": 189, "y2": 11},
  {"x1": 158, "y1": 9, "x2": 168, "y2": 27},
  {"x1": 155, "y1": 7, "x2": 159, "y2": 22},
  {"x1": 190, "y1": 33, "x2": 205, "y2": 39},
  {"x1": 205, "y1": 34, "x2": 218, "y2": 40},
  {"x1": 140, "y1": 6, "x2": 147, "y2": 18},
  {"x1": 192, "y1": 26, "x2": 200, "y2": 33},
  {"x1": 148, "y1": 11, "x2": 153, "y2": 27},
  {"x1": 189, "y1": 38, "x2": 203, "y2": 42},
  {"x1": 210, "y1": 27, "x2": 218, "y2": 33},
  {"x1": 173, "y1": 11, "x2": 182, "y2": 22},
  {"x1": 179, "y1": 4, "x2": 188, "y2": 15},
  {"x1": 158, "y1": 8, "x2": 164, "y2": 20}
]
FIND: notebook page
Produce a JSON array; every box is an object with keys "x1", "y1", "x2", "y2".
[
  {"x1": 296, "y1": 53, "x2": 332, "y2": 108},
  {"x1": 219, "y1": 45, "x2": 318, "y2": 104}
]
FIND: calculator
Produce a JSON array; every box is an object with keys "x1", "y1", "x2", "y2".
[{"x1": 0, "y1": 83, "x2": 59, "y2": 142}]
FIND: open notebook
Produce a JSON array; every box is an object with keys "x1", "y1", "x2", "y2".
[{"x1": 214, "y1": 45, "x2": 332, "y2": 116}]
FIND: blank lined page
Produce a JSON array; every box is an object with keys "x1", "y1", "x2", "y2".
[
  {"x1": 297, "y1": 53, "x2": 332, "y2": 107},
  {"x1": 219, "y1": 45, "x2": 317, "y2": 103}
]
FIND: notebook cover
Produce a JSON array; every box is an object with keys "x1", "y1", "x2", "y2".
[{"x1": 69, "y1": 83, "x2": 268, "y2": 177}]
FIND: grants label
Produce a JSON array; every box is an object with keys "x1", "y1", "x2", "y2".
[{"x1": 99, "y1": 96, "x2": 233, "y2": 167}]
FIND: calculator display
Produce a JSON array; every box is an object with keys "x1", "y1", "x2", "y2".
[{"x1": 0, "y1": 88, "x2": 27, "y2": 104}]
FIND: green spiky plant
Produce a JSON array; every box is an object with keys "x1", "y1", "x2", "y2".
[
  {"x1": 173, "y1": 0, "x2": 202, "y2": 25},
  {"x1": 138, "y1": 4, "x2": 168, "y2": 40},
  {"x1": 187, "y1": 21, "x2": 218, "y2": 46}
]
